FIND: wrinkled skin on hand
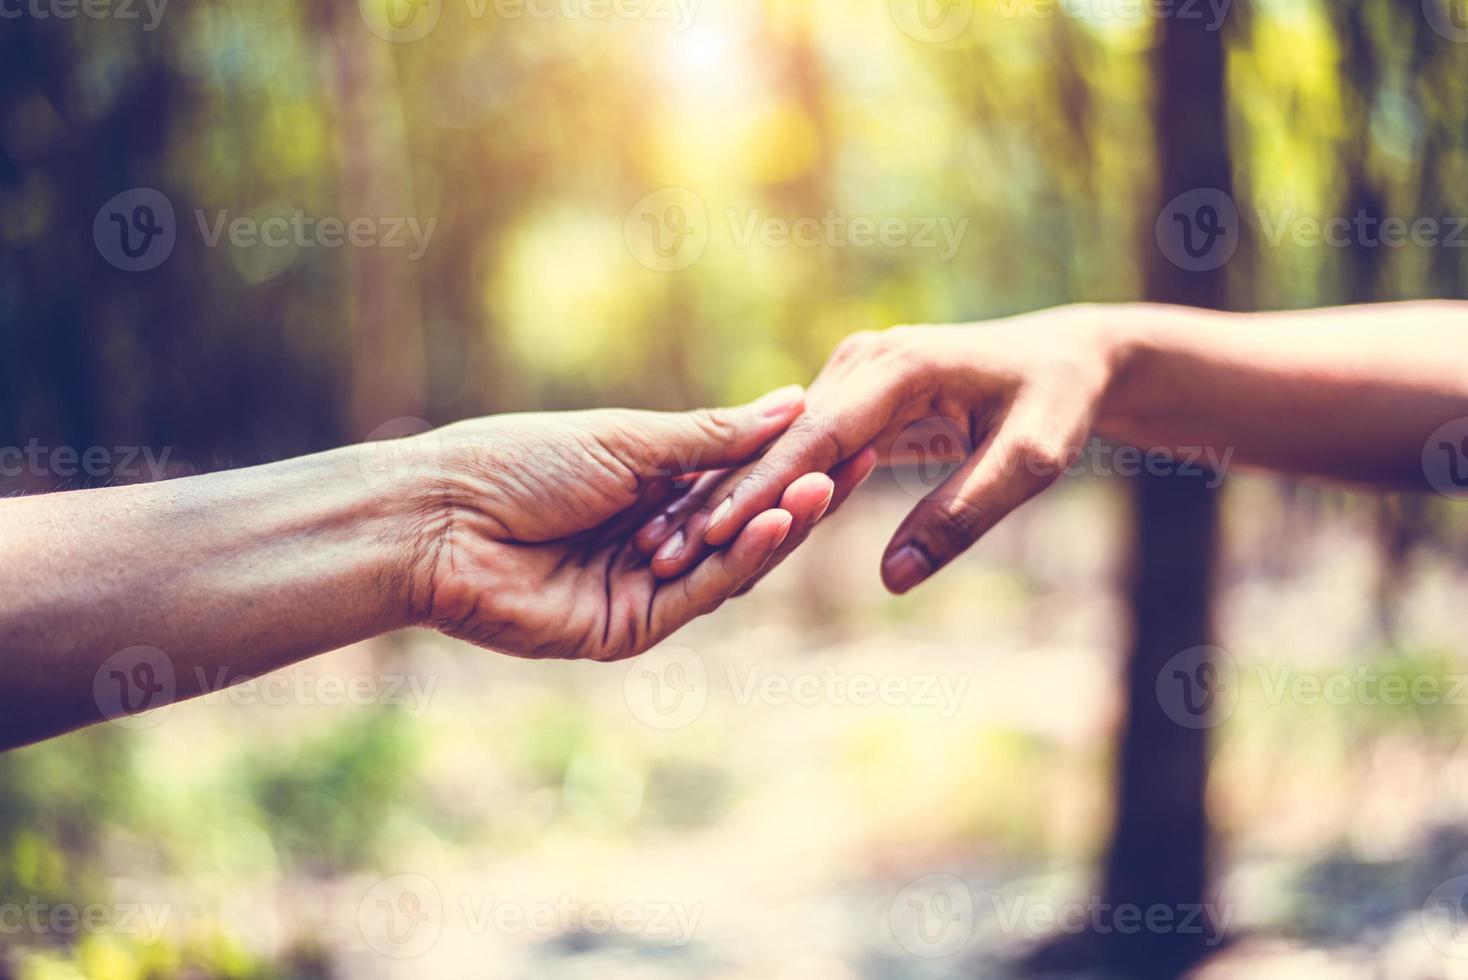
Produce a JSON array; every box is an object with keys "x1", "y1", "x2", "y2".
[{"x1": 403, "y1": 394, "x2": 875, "y2": 662}]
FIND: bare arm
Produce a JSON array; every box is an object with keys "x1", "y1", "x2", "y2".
[
  {"x1": 1100, "y1": 301, "x2": 1468, "y2": 488},
  {"x1": 0, "y1": 447, "x2": 419, "y2": 748},
  {"x1": 0, "y1": 390, "x2": 851, "y2": 750},
  {"x1": 635, "y1": 301, "x2": 1468, "y2": 594}
]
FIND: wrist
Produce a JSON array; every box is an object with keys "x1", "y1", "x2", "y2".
[
  {"x1": 1087, "y1": 303, "x2": 1177, "y2": 437},
  {"x1": 350, "y1": 431, "x2": 455, "y2": 631}
]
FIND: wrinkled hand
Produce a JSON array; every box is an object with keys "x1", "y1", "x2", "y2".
[
  {"x1": 636, "y1": 307, "x2": 1116, "y2": 594},
  {"x1": 403, "y1": 388, "x2": 864, "y2": 661}
]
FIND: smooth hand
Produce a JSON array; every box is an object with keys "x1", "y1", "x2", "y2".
[{"x1": 636, "y1": 307, "x2": 1118, "y2": 594}]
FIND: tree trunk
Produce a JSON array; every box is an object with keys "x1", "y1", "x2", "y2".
[{"x1": 1099, "y1": 9, "x2": 1232, "y2": 976}]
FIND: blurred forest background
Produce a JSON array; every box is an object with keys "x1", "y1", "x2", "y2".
[{"x1": 3, "y1": 0, "x2": 1468, "y2": 977}]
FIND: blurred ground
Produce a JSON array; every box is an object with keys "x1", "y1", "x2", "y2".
[{"x1": 7, "y1": 471, "x2": 1468, "y2": 979}]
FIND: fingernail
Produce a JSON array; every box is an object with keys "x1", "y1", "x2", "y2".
[
  {"x1": 656, "y1": 529, "x2": 686, "y2": 563},
  {"x1": 642, "y1": 514, "x2": 671, "y2": 543},
  {"x1": 883, "y1": 545, "x2": 932, "y2": 594},
  {"x1": 812, "y1": 484, "x2": 836, "y2": 523},
  {"x1": 707, "y1": 497, "x2": 733, "y2": 533},
  {"x1": 770, "y1": 511, "x2": 794, "y2": 548},
  {"x1": 753, "y1": 384, "x2": 805, "y2": 419}
]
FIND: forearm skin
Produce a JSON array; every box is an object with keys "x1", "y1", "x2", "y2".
[
  {"x1": 0, "y1": 445, "x2": 434, "y2": 748},
  {"x1": 1095, "y1": 301, "x2": 1468, "y2": 489}
]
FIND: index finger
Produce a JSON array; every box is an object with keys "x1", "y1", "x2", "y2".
[{"x1": 701, "y1": 381, "x2": 896, "y2": 547}]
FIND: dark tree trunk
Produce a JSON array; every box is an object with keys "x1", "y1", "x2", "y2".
[{"x1": 1099, "y1": 10, "x2": 1232, "y2": 977}]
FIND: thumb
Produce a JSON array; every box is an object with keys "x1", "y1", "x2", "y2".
[{"x1": 620, "y1": 385, "x2": 807, "y2": 477}]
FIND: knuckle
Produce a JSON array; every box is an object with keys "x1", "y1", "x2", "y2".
[
  {"x1": 834, "y1": 330, "x2": 879, "y2": 361},
  {"x1": 1009, "y1": 436, "x2": 1065, "y2": 485},
  {"x1": 786, "y1": 410, "x2": 844, "y2": 463},
  {"x1": 929, "y1": 496, "x2": 985, "y2": 551},
  {"x1": 692, "y1": 407, "x2": 740, "y2": 442}
]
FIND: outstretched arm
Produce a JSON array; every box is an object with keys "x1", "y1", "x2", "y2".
[
  {"x1": 1098, "y1": 301, "x2": 1468, "y2": 486},
  {"x1": 0, "y1": 388, "x2": 854, "y2": 749},
  {"x1": 636, "y1": 301, "x2": 1468, "y2": 595}
]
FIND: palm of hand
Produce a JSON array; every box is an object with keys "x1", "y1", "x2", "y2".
[{"x1": 415, "y1": 413, "x2": 810, "y2": 663}]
